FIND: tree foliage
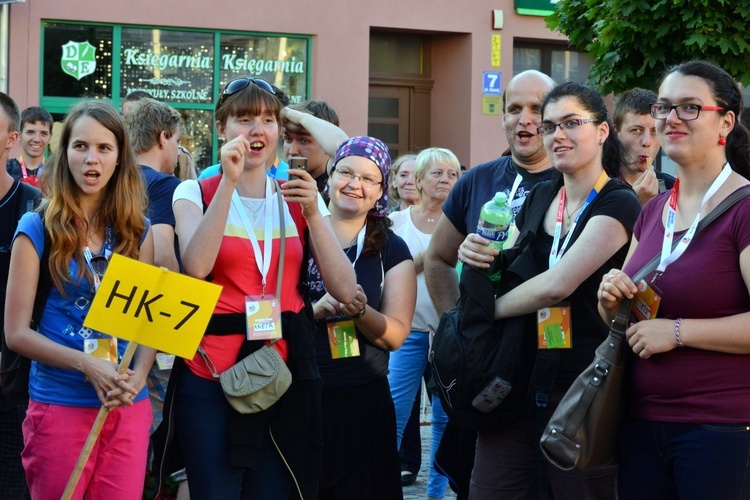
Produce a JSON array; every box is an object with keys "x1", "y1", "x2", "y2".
[{"x1": 547, "y1": 0, "x2": 750, "y2": 95}]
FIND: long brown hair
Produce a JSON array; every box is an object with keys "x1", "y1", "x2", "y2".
[{"x1": 39, "y1": 100, "x2": 147, "y2": 293}]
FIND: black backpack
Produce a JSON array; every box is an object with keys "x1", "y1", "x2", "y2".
[{"x1": 427, "y1": 187, "x2": 551, "y2": 431}]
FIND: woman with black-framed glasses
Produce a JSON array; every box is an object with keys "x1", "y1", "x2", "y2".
[
  {"x1": 599, "y1": 61, "x2": 750, "y2": 500},
  {"x1": 152, "y1": 76, "x2": 357, "y2": 499},
  {"x1": 5, "y1": 100, "x2": 155, "y2": 499},
  {"x1": 458, "y1": 81, "x2": 641, "y2": 498}
]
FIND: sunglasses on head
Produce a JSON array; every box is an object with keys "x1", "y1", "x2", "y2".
[{"x1": 218, "y1": 78, "x2": 289, "y2": 107}]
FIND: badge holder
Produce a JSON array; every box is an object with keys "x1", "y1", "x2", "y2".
[
  {"x1": 630, "y1": 280, "x2": 662, "y2": 322},
  {"x1": 537, "y1": 302, "x2": 572, "y2": 349}
]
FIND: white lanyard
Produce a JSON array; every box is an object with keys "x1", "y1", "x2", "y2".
[
  {"x1": 549, "y1": 171, "x2": 609, "y2": 268},
  {"x1": 657, "y1": 163, "x2": 731, "y2": 274},
  {"x1": 231, "y1": 179, "x2": 274, "y2": 297},
  {"x1": 349, "y1": 224, "x2": 367, "y2": 268},
  {"x1": 508, "y1": 173, "x2": 523, "y2": 216}
]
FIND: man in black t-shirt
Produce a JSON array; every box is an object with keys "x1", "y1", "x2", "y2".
[
  {"x1": 424, "y1": 70, "x2": 557, "y2": 500},
  {"x1": 0, "y1": 92, "x2": 40, "y2": 500}
]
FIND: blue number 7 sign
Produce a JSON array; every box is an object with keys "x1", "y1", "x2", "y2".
[{"x1": 483, "y1": 72, "x2": 502, "y2": 96}]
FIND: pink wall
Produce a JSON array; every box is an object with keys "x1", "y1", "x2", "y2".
[{"x1": 7, "y1": 0, "x2": 563, "y2": 166}]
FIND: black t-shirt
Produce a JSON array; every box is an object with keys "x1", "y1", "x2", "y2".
[
  {"x1": 0, "y1": 180, "x2": 41, "y2": 346},
  {"x1": 517, "y1": 177, "x2": 641, "y2": 390},
  {"x1": 309, "y1": 228, "x2": 412, "y2": 386}
]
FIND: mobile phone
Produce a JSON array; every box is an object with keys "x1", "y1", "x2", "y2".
[
  {"x1": 472, "y1": 376, "x2": 512, "y2": 413},
  {"x1": 289, "y1": 156, "x2": 307, "y2": 170}
]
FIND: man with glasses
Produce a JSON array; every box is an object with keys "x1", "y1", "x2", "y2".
[
  {"x1": 0, "y1": 92, "x2": 41, "y2": 500},
  {"x1": 613, "y1": 88, "x2": 675, "y2": 205},
  {"x1": 423, "y1": 70, "x2": 557, "y2": 499}
]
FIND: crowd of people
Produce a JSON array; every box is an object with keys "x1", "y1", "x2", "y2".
[{"x1": 1, "y1": 58, "x2": 749, "y2": 500}]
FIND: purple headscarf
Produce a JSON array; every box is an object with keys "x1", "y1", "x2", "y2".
[{"x1": 331, "y1": 136, "x2": 391, "y2": 218}]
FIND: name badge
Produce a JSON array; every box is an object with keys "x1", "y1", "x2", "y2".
[
  {"x1": 84, "y1": 336, "x2": 118, "y2": 363},
  {"x1": 245, "y1": 295, "x2": 282, "y2": 341},
  {"x1": 537, "y1": 302, "x2": 572, "y2": 349},
  {"x1": 326, "y1": 319, "x2": 360, "y2": 359},
  {"x1": 631, "y1": 280, "x2": 662, "y2": 322}
]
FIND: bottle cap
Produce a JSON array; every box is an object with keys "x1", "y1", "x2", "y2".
[{"x1": 493, "y1": 192, "x2": 508, "y2": 205}]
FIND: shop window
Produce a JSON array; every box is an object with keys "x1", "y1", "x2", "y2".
[
  {"x1": 513, "y1": 42, "x2": 592, "y2": 83},
  {"x1": 220, "y1": 34, "x2": 308, "y2": 105},
  {"x1": 120, "y1": 28, "x2": 214, "y2": 104},
  {"x1": 43, "y1": 23, "x2": 113, "y2": 98}
]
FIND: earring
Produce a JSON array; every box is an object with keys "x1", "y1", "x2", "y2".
[{"x1": 719, "y1": 137, "x2": 727, "y2": 146}]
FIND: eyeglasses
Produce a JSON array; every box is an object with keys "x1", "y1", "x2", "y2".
[
  {"x1": 537, "y1": 118, "x2": 595, "y2": 136},
  {"x1": 217, "y1": 77, "x2": 283, "y2": 108},
  {"x1": 333, "y1": 168, "x2": 383, "y2": 189},
  {"x1": 650, "y1": 103, "x2": 725, "y2": 121}
]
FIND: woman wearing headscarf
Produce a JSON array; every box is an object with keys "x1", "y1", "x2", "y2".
[{"x1": 310, "y1": 136, "x2": 417, "y2": 500}]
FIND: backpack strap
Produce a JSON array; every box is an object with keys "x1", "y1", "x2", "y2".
[{"x1": 31, "y1": 215, "x2": 52, "y2": 329}]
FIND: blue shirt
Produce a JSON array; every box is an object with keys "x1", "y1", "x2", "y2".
[{"x1": 15, "y1": 212, "x2": 150, "y2": 407}]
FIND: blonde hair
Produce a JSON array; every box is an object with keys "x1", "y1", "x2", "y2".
[
  {"x1": 39, "y1": 100, "x2": 147, "y2": 294},
  {"x1": 413, "y1": 147, "x2": 461, "y2": 198}
]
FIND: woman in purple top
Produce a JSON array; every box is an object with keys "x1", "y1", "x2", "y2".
[{"x1": 599, "y1": 61, "x2": 750, "y2": 499}]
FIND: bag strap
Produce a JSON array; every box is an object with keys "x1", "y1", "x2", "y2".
[
  {"x1": 611, "y1": 185, "x2": 750, "y2": 333},
  {"x1": 31, "y1": 214, "x2": 53, "y2": 329}
]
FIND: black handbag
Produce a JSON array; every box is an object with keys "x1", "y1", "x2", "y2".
[{"x1": 540, "y1": 186, "x2": 750, "y2": 471}]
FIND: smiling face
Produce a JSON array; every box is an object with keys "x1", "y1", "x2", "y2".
[
  {"x1": 20, "y1": 120, "x2": 52, "y2": 161},
  {"x1": 328, "y1": 155, "x2": 384, "y2": 218},
  {"x1": 217, "y1": 106, "x2": 280, "y2": 171},
  {"x1": 67, "y1": 115, "x2": 119, "y2": 202},
  {"x1": 542, "y1": 96, "x2": 608, "y2": 175},
  {"x1": 656, "y1": 72, "x2": 734, "y2": 168},
  {"x1": 394, "y1": 159, "x2": 418, "y2": 206},
  {"x1": 416, "y1": 162, "x2": 459, "y2": 203},
  {"x1": 618, "y1": 111, "x2": 660, "y2": 175}
]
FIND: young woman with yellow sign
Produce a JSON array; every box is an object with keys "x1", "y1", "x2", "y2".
[{"x1": 5, "y1": 100, "x2": 155, "y2": 499}]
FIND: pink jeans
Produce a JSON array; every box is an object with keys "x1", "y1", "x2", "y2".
[{"x1": 22, "y1": 399, "x2": 152, "y2": 500}]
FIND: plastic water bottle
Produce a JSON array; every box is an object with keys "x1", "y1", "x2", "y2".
[{"x1": 476, "y1": 192, "x2": 512, "y2": 286}]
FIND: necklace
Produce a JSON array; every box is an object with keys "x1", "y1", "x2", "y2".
[
  {"x1": 241, "y1": 198, "x2": 265, "y2": 218},
  {"x1": 565, "y1": 202, "x2": 584, "y2": 222}
]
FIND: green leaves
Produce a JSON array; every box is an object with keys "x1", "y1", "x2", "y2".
[{"x1": 549, "y1": 0, "x2": 750, "y2": 93}]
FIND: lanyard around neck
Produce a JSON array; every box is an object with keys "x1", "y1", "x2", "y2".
[
  {"x1": 657, "y1": 163, "x2": 731, "y2": 274},
  {"x1": 549, "y1": 170, "x2": 609, "y2": 268},
  {"x1": 508, "y1": 173, "x2": 523, "y2": 220},
  {"x1": 231, "y1": 178, "x2": 274, "y2": 296},
  {"x1": 348, "y1": 223, "x2": 367, "y2": 268}
]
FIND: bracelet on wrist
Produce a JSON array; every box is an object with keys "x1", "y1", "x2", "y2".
[
  {"x1": 674, "y1": 318, "x2": 685, "y2": 348},
  {"x1": 353, "y1": 306, "x2": 366, "y2": 319}
]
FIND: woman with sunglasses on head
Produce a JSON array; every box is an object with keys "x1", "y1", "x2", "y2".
[
  {"x1": 5, "y1": 100, "x2": 155, "y2": 499},
  {"x1": 309, "y1": 136, "x2": 417, "y2": 500},
  {"x1": 599, "y1": 61, "x2": 750, "y2": 500},
  {"x1": 459, "y1": 81, "x2": 641, "y2": 498},
  {"x1": 154, "y1": 77, "x2": 356, "y2": 499}
]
